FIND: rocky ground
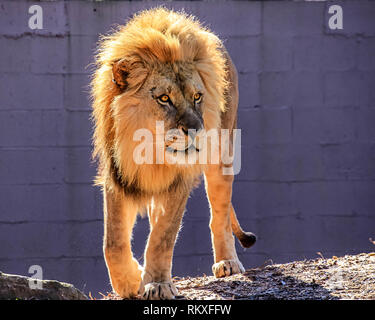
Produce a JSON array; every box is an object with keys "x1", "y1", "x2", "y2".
[
  {"x1": 0, "y1": 271, "x2": 87, "y2": 300},
  {"x1": 174, "y1": 252, "x2": 375, "y2": 300},
  {"x1": 1, "y1": 252, "x2": 374, "y2": 300},
  {"x1": 102, "y1": 252, "x2": 375, "y2": 300}
]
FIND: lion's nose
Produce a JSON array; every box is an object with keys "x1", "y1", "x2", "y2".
[
  {"x1": 177, "y1": 125, "x2": 189, "y2": 136},
  {"x1": 177, "y1": 111, "x2": 204, "y2": 135},
  {"x1": 177, "y1": 125, "x2": 203, "y2": 142}
]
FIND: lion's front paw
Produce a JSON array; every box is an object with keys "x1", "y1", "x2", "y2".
[
  {"x1": 212, "y1": 259, "x2": 245, "y2": 278},
  {"x1": 110, "y1": 258, "x2": 143, "y2": 299},
  {"x1": 140, "y1": 282, "x2": 178, "y2": 300},
  {"x1": 113, "y1": 276, "x2": 141, "y2": 299}
]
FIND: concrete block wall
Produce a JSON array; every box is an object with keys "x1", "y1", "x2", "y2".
[{"x1": 0, "y1": 1, "x2": 374, "y2": 296}]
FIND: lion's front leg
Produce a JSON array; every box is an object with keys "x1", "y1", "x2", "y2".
[
  {"x1": 139, "y1": 189, "x2": 189, "y2": 300},
  {"x1": 103, "y1": 186, "x2": 142, "y2": 298}
]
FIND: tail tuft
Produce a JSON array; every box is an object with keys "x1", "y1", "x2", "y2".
[
  {"x1": 230, "y1": 204, "x2": 257, "y2": 249},
  {"x1": 237, "y1": 231, "x2": 257, "y2": 248}
]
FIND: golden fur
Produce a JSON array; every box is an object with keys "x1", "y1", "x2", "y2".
[{"x1": 90, "y1": 7, "x2": 256, "y2": 300}]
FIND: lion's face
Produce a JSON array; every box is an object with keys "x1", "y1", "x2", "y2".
[
  {"x1": 144, "y1": 63, "x2": 205, "y2": 151},
  {"x1": 113, "y1": 60, "x2": 207, "y2": 165}
]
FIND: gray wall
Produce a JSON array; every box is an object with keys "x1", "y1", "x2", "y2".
[{"x1": 0, "y1": 0, "x2": 374, "y2": 297}]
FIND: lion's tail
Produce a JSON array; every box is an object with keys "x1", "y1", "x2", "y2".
[{"x1": 230, "y1": 203, "x2": 257, "y2": 248}]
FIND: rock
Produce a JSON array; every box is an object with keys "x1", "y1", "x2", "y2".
[{"x1": 0, "y1": 271, "x2": 88, "y2": 300}]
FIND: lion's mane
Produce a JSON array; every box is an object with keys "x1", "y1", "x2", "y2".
[{"x1": 91, "y1": 7, "x2": 229, "y2": 192}]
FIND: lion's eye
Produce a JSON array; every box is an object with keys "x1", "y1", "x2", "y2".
[
  {"x1": 158, "y1": 94, "x2": 170, "y2": 104},
  {"x1": 194, "y1": 93, "x2": 202, "y2": 103}
]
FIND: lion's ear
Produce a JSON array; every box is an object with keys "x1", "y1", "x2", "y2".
[{"x1": 112, "y1": 59, "x2": 129, "y2": 90}]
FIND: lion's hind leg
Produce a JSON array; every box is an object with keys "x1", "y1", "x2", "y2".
[
  {"x1": 204, "y1": 164, "x2": 245, "y2": 278},
  {"x1": 103, "y1": 187, "x2": 142, "y2": 298}
]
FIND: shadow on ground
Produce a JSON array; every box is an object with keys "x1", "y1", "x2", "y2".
[{"x1": 183, "y1": 265, "x2": 339, "y2": 300}]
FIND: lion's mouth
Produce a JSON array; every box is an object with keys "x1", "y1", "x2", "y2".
[{"x1": 166, "y1": 144, "x2": 200, "y2": 154}]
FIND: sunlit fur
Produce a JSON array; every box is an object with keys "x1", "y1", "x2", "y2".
[{"x1": 91, "y1": 7, "x2": 229, "y2": 196}]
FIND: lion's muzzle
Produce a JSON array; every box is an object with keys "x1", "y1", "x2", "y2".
[{"x1": 166, "y1": 108, "x2": 204, "y2": 153}]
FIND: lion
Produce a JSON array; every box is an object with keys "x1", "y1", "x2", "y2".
[{"x1": 90, "y1": 7, "x2": 256, "y2": 300}]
